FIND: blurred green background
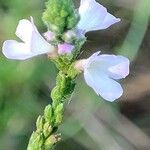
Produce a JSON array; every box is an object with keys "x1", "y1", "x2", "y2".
[{"x1": 0, "y1": 0, "x2": 150, "y2": 149}]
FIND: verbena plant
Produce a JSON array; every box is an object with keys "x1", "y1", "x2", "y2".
[{"x1": 2, "y1": 0, "x2": 129, "y2": 149}]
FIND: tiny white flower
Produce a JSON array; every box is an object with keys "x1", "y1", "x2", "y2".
[
  {"x1": 2, "y1": 17, "x2": 55, "y2": 60},
  {"x1": 75, "y1": 51, "x2": 130, "y2": 101},
  {"x1": 77, "y1": 0, "x2": 120, "y2": 34}
]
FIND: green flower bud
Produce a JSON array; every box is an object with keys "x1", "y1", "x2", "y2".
[
  {"x1": 44, "y1": 105, "x2": 52, "y2": 123},
  {"x1": 56, "y1": 72, "x2": 66, "y2": 88},
  {"x1": 43, "y1": 122, "x2": 53, "y2": 137},
  {"x1": 55, "y1": 103, "x2": 63, "y2": 114},
  {"x1": 43, "y1": 0, "x2": 79, "y2": 33},
  {"x1": 62, "y1": 30, "x2": 77, "y2": 43},
  {"x1": 36, "y1": 116, "x2": 44, "y2": 132},
  {"x1": 54, "y1": 104, "x2": 63, "y2": 125},
  {"x1": 44, "y1": 134, "x2": 61, "y2": 149},
  {"x1": 51, "y1": 86, "x2": 62, "y2": 107},
  {"x1": 55, "y1": 114, "x2": 63, "y2": 125},
  {"x1": 27, "y1": 132, "x2": 44, "y2": 150}
]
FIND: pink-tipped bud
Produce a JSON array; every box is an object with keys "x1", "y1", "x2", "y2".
[
  {"x1": 74, "y1": 59, "x2": 86, "y2": 72},
  {"x1": 58, "y1": 43, "x2": 74, "y2": 55},
  {"x1": 44, "y1": 31, "x2": 56, "y2": 42},
  {"x1": 62, "y1": 30, "x2": 76, "y2": 43}
]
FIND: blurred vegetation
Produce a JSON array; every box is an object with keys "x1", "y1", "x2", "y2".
[{"x1": 0, "y1": 0, "x2": 150, "y2": 150}]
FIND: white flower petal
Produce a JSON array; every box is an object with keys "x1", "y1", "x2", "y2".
[
  {"x1": 78, "y1": 0, "x2": 107, "y2": 32},
  {"x1": 84, "y1": 70, "x2": 123, "y2": 102},
  {"x1": 16, "y1": 17, "x2": 54, "y2": 55},
  {"x1": 30, "y1": 30, "x2": 54, "y2": 55},
  {"x1": 16, "y1": 19, "x2": 35, "y2": 43},
  {"x1": 2, "y1": 40, "x2": 34, "y2": 60},
  {"x1": 99, "y1": 55, "x2": 130, "y2": 79},
  {"x1": 78, "y1": 0, "x2": 120, "y2": 33},
  {"x1": 100, "y1": 13, "x2": 120, "y2": 30},
  {"x1": 83, "y1": 51, "x2": 101, "y2": 68}
]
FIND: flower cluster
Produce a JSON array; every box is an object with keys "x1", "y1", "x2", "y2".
[{"x1": 2, "y1": 0, "x2": 129, "y2": 101}]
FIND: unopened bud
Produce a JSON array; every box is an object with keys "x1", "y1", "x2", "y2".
[
  {"x1": 44, "y1": 31, "x2": 56, "y2": 42},
  {"x1": 54, "y1": 103, "x2": 64, "y2": 125},
  {"x1": 27, "y1": 132, "x2": 44, "y2": 150},
  {"x1": 36, "y1": 116, "x2": 44, "y2": 132},
  {"x1": 74, "y1": 59, "x2": 86, "y2": 72},
  {"x1": 62, "y1": 30, "x2": 76, "y2": 43},
  {"x1": 44, "y1": 134, "x2": 61, "y2": 149},
  {"x1": 58, "y1": 43, "x2": 74, "y2": 55},
  {"x1": 43, "y1": 122, "x2": 53, "y2": 137},
  {"x1": 44, "y1": 105, "x2": 52, "y2": 123}
]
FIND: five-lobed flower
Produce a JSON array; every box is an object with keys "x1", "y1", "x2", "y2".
[{"x1": 75, "y1": 52, "x2": 129, "y2": 101}]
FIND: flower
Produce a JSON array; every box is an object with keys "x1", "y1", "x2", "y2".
[
  {"x1": 77, "y1": 0, "x2": 120, "y2": 34},
  {"x1": 2, "y1": 17, "x2": 55, "y2": 60},
  {"x1": 75, "y1": 52, "x2": 129, "y2": 101}
]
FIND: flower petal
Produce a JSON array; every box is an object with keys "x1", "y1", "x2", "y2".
[
  {"x1": 30, "y1": 30, "x2": 54, "y2": 55},
  {"x1": 2, "y1": 40, "x2": 34, "y2": 60},
  {"x1": 15, "y1": 19, "x2": 35, "y2": 43},
  {"x1": 99, "y1": 55, "x2": 130, "y2": 79},
  {"x1": 99, "y1": 13, "x2": 120, "y2": 30},
  {"x1": 83, "y1": 51, "x2": 101, "y2": 68},
  {"x1": 78, "y1": 0, "x2": 120, "y2": 33},
  {"x1": 16, "y1": 17, "x2": 54, "y2": 55},
  {"x1": 84, "y1": 70, "x2": 123, "y2": 101}
]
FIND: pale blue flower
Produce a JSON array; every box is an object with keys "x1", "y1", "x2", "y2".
[{"x1": 75, "y1": 52, "x2": 130, "y2": 101}]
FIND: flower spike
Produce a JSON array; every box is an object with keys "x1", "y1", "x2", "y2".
[{"x1": 2, "y1": 0, "x2": 129, "y2": 149}]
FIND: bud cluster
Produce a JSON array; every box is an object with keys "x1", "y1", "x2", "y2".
[
  {"x1": 27, "y1": 105, "x2": 62, "y2": 150},
  {"x1": 43, "y1": 0, "x2": 79, "y2": 33}
]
